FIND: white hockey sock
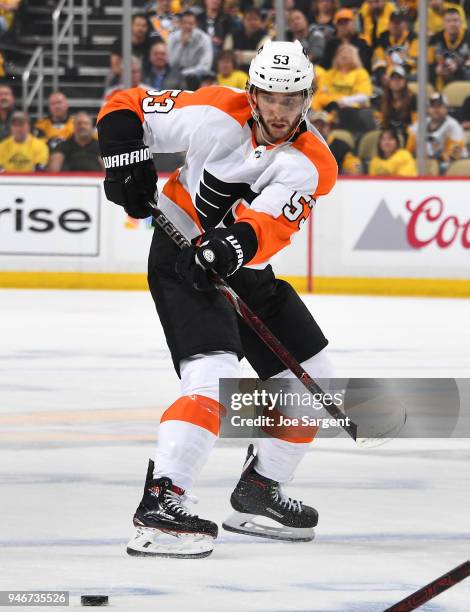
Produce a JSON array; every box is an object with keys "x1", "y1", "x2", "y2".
[
  {"x1": 255, "y1": 437, "x2": 311, "y2": 484},
  {"x1": 154, "y1": 351, "x2": 240, "y2": 490},
  {"x1": 153, "y1": 420, "x2": 217, "y2": 491}
]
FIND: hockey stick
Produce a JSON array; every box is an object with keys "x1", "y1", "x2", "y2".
[
  {"x1": 384, "y1": 560, "x2": 470, "y2": 611},
  {"x1": 148, "y1": 201, "x2": 357, "y2": 441}
]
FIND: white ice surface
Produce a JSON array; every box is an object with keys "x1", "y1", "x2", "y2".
[{"x1": 0, "y1": 290, "x2": 469, "y2": 611}]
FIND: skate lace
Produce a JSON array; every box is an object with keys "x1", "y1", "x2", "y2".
[
  {"x1": 271, "y1": 485, "x2": 302, "y2": 513},
  {"x1": 164, "y1": 490, "x2": 198, "y2": 517}
]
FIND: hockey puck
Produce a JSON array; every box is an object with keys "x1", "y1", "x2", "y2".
[{"x1": 80, "y1": 595, "x2": 109, "y2": 606}]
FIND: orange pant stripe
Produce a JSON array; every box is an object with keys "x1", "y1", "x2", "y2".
[{"x1": 160, "y1": 395, "x2": 226, "y2": 436}]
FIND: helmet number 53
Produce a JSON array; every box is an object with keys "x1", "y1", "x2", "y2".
[{"x1": 273, "y1": 55, "x2": 289, "y2": 65}]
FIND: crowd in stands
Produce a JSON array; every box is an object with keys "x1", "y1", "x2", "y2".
[
  {"x1": 0, "y1": 85, "x2": 102, "y2": 172},
  {"x1": 106, "y1": 0, "x2": 469, "y2": 176},
  {"x1": 1, "y1": 0, "x2": 470, "y2": 175}
]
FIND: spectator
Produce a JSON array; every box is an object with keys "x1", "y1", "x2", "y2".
[
  {"x1": 103, "y1": 57, "x2": 152, "y2": 104},
  {"x1": 223, "y1": 8, "x2": 269, "y2": 72},
  {"x1": 313, "y1": 61, "x2": 326, "y2": 87},
  {"x1": 369, "y1": 128, "x2": 417, "y2": 176},
  {"x1": 0, "y1": 111, "x2": 48, "y2": 172},
  {"x1": 0, "y1": 83, "x2": 15, "y2": 141},
  {"x1": 216, "y1": 49, "x2": 248, "y2": 89},
  {"x1": 309, "y1": 0, "x2": 337, "y2": 42},
  {"x1": 430, "y1": 8, "x2": 470, "y2": 90},
  {"x1": 34, "y1": 91, "x2": 74, "y2": 151},
  {"x1": 310, "y1": 109, "x2": 362, "y2": 174},
  {"x1": 143, "y1": 40, "x2": 181, "y2": 89},
  {"x1": 372, "y1": 10, "x2": 418, "y2": 82},
  {"x1": 197, "y1": 0, "x2": 235, "y2": 56},
  {"x1": 312, "y1": 44, "x2": 373, "y2": 111},
  {"x1": 419, "y1": 0, "x2": 467, "y2": 36},
  {"x1": 321, "y1": 8, "x2": 372, "y2": 71},
  {"x1": 168, "y1": 10, "x2": 213, "y2": 89},
  {"x1": 48, "y1": 112, "x2": 103, "y2": 172},
  {"x1": 0, "y1": 0, "x2": 20, "y2": 37},
  {"x1": 379, "y1": 65, "x2": 416, "y2": 138},
  {"x1": 147, "y1": 0, "x2": 179, "y2": 42},
  {"x1": 110, "y1": 13, "x2": 160, "y2": 86},
  {"x1": 359, "y1": 0, "x2": 396, "y2": 48},
  {"x1": 287, "y1": 9, "x2": 325, "y2": 64},
  {"x1": 407, "y1": 93, "x2": 468, "y2": 171}
]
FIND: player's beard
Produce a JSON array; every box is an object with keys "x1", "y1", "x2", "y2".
[{"x1": 258, "y1": 112, "x2": 302, "y2": 144}]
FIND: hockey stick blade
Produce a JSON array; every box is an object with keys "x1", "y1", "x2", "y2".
[
  {"x1": 384, "y1": 559, "x2": 470, "y2": 611},
  {"x1": 150, "y1": 204, "x2": 357, "y2": 441}
]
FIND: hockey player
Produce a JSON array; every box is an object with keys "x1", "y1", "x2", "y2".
[{"x1": 97, "y1": 39, "x2": 338, "y2": 558}]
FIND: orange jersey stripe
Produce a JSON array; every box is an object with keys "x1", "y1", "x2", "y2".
[
  {"x1": 292, "y1": 131, "x2": 338, "y2": 197},
  {"x1": 160, "y1": 394, "x2": 226, "y2": 436},
  {"x1": 170, "y1": 87, "x2": 251, "y2": 126},
  {"x1": 236, "y1": 209, "x2": 303, "y2": 265},
  {"x1": 97, "y1": 87, "x2": 146, "y2": 124},
  {"x1": 162, "y1": 170, "x2": 203, "y2": 231}
]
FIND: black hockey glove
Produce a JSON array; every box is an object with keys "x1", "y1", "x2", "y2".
[
  {"x1": 175, "y1": 224, "x2": 258, "y2": 291},
  {"x1": 98, "y1": 109, "x2": 158, "y2": 219},
  {"x1": 102, "y1": 150, "x2": 158, "y2": 219}
]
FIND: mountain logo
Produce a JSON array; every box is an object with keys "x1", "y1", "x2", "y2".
[{"x1": 354, "y1": 199, "x2": 413, "y2": 251}]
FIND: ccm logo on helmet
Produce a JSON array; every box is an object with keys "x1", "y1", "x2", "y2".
[{"x1": 268, "y1": 77, "x2": 290, "y2": 83}]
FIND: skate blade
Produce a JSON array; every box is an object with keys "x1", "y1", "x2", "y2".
[
  {"x1": 222, "y1": 511, "x2": 315, "y2": 542},
  {"x1": 126, "y1": 527, "x2": 215, "y2": 559}
]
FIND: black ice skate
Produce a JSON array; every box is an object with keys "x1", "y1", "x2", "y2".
[
  {"x1": 222, "y1": 445, "x2": 318, "y2": 542},
  {"x1": 127, "y1": 459, "x2": 218, "y2": 559}
]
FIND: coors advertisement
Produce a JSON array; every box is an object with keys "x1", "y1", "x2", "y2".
[
  {"x1": 339, "y1": 180, "x2": 470, "y2": 273},
  {"x1": 405, "y1": 196, "x2": 470, "y2": 249}
]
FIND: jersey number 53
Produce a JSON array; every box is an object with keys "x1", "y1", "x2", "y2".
[
  {"x1": 282, "y1": 192, "x2": 315, "y2": 228},
  {"x1": 142, "y1": 89, "x2": 184, "y2": 114}
]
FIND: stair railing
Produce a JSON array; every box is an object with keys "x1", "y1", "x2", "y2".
[
  {"x1": 81, "y1": 0, "x2": 89, "y2": 39},
  {"x1": 52, "y1": 0, "x2": 74, "y2": 91},
  {"x1": 22, "y1": 46, "x2": 44, "y2": 118}
]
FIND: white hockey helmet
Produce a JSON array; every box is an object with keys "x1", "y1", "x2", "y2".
[
  {"x1": 247, "y1": 40, "x2": 315, "y2": 145},
  {"x1": 248, "y1": 39, "x2": 314, "y2": 94}
]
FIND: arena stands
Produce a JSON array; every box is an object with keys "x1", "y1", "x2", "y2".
[{"x1": 0, "y1": 0, "x2": 469, "y2": 175}]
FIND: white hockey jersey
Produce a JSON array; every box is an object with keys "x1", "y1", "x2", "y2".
[{"x1": 97, "y1": 86, "x2": 338, "y2": 265}]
